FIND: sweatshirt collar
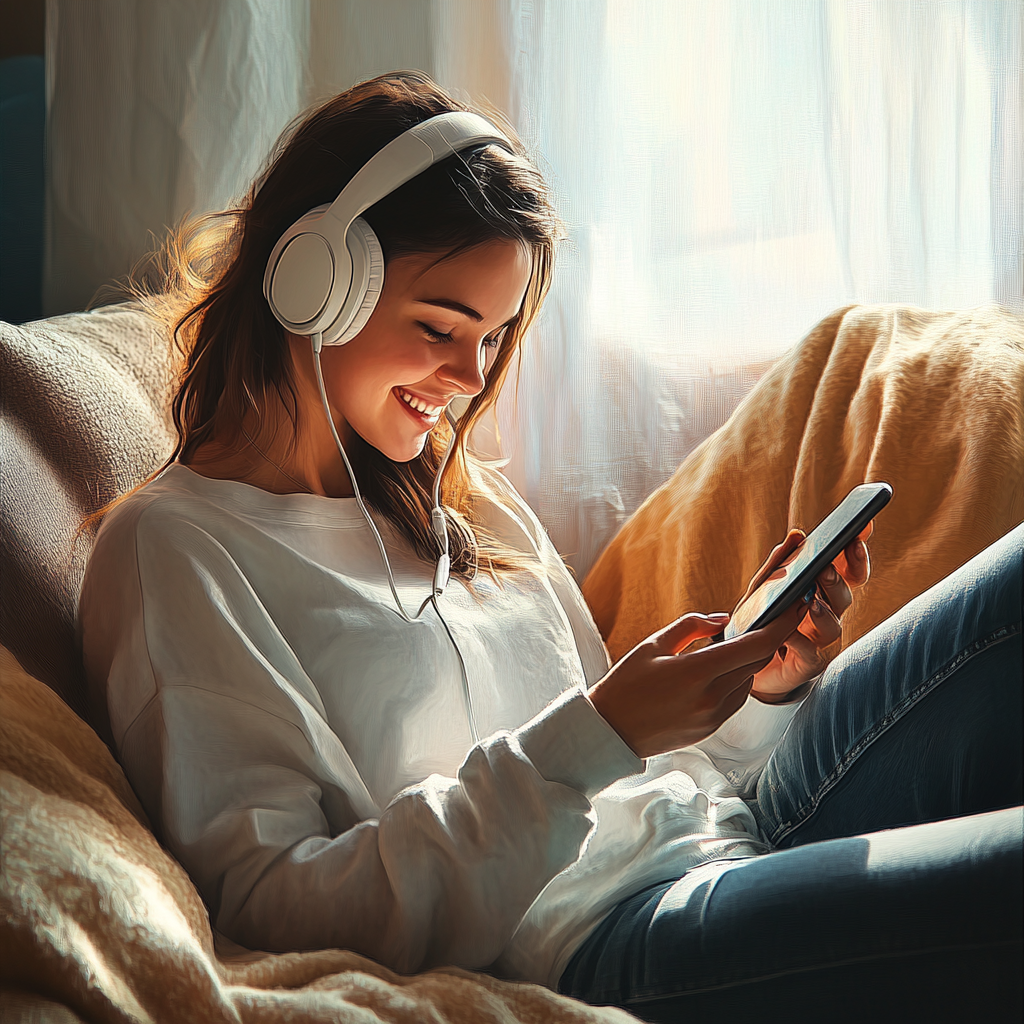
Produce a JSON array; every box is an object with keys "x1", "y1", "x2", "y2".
[{"x1": 161, "y1": 463, "x2": 369, "y2": 527}]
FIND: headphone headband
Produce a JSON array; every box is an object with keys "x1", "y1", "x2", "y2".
[
  {"x1": 323, "y1": 112, "x2": 514, "y2": 233},
  {"x1": 264, "y1": 111, "x2": 515, "y2": 346}
]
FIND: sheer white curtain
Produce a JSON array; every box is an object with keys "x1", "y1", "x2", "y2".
[{"x1": 46, "y1": 0, "x2": 1022, "y2": 575}]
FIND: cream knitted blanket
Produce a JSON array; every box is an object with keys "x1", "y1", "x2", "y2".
[{"x1": 0, "y1": 646, "x2": 634, "y2": 1024}]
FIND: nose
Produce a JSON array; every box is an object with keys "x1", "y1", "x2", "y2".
[{"x1": 436, "y1": 339, "x2": 488, "y2": 397}]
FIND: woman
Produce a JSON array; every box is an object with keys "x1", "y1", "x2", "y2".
[{"x1": 80, "y1": 72, "x2": 1022, "y2": 1020}]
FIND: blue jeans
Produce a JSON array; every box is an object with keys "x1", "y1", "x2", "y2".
[{"x1": 560, "y1": 524, "x2": 1023, "y2": 1022}]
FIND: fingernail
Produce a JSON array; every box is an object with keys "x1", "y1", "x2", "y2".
[{"x1": 709, "y1": 612, "x2": 730, "y2": 622}]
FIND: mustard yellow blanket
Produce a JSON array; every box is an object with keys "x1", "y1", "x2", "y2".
[
  {"x1": 0, "y1": 645, "x2": 635, "y2": 1023},
  {"x1": 583, "y1": 304, "x2": 1024, "y2": 662}
]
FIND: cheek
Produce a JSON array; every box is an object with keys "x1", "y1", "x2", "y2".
[
  {"x1": 391, "y1": 347, "x2": 440, "y2": 380},
  {"x1": 327, "y1": 336, "x2": 428, "y2": 393}
]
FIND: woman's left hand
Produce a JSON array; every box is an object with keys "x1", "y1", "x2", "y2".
[{"x1": 743, "y1": 522, "x2": 873, "y2": 704}]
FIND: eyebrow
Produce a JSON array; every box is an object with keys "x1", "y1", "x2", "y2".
[
  {"x1": 417, "y1": 298, "x2": 519, "y2": 327},
  {"x1": 418, "y1": 298, "x2": 482, "y2": 320}
]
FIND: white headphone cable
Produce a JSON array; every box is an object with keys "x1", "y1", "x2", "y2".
[
  {"x1": 311, "y1": 331, "x2": 421, "y2": 622},
  {"x1": 310, "y1": 331, "x2": 454, "y2": 615},
  {"x1": 429, "y1": 589, "x2": 479, "y2": 742},
  {"x1": 309, "y1": 332, "x2": 479, "y2": 739}
]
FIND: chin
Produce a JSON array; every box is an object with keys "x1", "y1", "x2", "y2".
[{"x1": 373, "y1": 434, "x2": 429, "y2": 464}]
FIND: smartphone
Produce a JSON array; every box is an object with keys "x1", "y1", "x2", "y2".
[{"x1": 720, "y1": 482, "x2": 893, "y2": 641}]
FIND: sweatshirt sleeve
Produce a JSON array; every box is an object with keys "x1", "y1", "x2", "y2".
[
  {"x1": 80, "y1": 502, "x2": 640, "y2": 974},
  {"x1": 691, "y1": 691, "x2": 807, "y2": 797}
]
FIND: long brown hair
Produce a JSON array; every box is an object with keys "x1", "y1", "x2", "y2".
[{"x1": 102, "y1": 71, "x2": 564, "y2": 589}]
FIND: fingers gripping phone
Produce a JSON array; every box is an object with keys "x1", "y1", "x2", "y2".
[{"x1": 721, "y1": 482, "x2": 893, "y2": 641}]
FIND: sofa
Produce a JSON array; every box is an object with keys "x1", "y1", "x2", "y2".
[{"x1": 2, "y1": 300, "x2": 1022, "y2": 1022}]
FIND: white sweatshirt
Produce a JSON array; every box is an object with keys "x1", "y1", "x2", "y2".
[{"x1": 79, "y1": 462, "x2": 802, "y2": 987}]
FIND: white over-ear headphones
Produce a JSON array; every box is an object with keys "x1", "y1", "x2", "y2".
[{"x1": 263, "y1": 111, "x2": 514, "y2": 348}]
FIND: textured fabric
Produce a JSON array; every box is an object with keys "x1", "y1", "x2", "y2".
[
  {"x1": 0, "y1": 644, "x2": 638, "y2": 1024},
  {"x1": 79, "y1": 462, "x2": 801, "y2": 987},
  {"x1": 583, "y1": 303, "x2": 1024, "y2": 662},
  {"x1": 0, "y1": 302, "x2": 174, "y2": 713}
]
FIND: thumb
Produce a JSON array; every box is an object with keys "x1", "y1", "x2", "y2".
[{"x1": 658, "y1": 611, "x2": 732, "y2": 655}]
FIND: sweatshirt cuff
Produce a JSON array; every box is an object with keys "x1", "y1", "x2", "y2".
[
  {"x1": 702, "y1": 692, "x2": 805, "y2": 756},
  {"x1": 515, "y1": 688, "x2": 644, "y2": 798}
]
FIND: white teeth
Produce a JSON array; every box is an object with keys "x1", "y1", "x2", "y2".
[{"x1": 398, "y1": 388, "x2": 442, "y2": 417}]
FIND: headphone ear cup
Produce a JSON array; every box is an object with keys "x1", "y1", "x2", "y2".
[
  {"x1": 324, "y1": 217, "x2": 385, "y2": 346},
  {"x1": 264, "y1": 204, "x2": 337, "y2": 331}
]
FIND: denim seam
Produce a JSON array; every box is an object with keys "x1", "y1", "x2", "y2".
[
  {"x1": 767, "y1": 621, "x2": 1021, "y2": 847},
  {"x1": 616, "y1": 937, "x2": 1021, "y2": 1005}
]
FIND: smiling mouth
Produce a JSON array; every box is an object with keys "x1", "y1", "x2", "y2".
[{"x1": 393, "y1": 387, "x2": 446, "y2": 425}]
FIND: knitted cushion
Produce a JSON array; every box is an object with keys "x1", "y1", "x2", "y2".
[{"x1": 0, "y1": 303, "x2": 175, "y2": 713}]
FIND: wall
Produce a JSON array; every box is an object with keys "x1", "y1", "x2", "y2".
[{"x1": 0, "y1": 0, "x2": 45, "y2": 323}]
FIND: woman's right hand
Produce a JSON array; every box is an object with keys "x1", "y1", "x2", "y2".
[{"x1": 587, "y1": 598, "x2": 809, "y2": 758}]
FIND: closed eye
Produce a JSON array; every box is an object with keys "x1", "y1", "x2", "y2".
[
  {"x1": 419, "y1": 322, "x2": 506, "y2": 349},
  {"x1": 418, "y1": 322, "x2": 455, "y2": 344}
]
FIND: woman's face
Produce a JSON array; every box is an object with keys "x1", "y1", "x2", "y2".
[{"x1": 298, "y1": 239, "x2": 531, "y2": 463}]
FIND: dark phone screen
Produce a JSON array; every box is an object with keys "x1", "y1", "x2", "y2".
[{"x1": 723, "y1": 483, "x2": 891, "y2": 640}]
